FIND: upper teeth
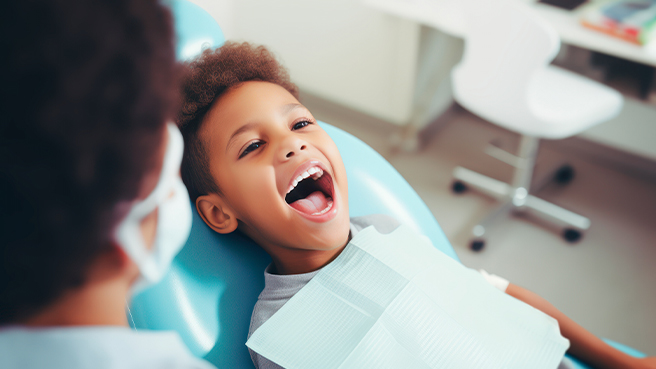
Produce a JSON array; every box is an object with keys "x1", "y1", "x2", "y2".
[{"x1": 287, "y1": 166, "x2": 324, "y2": 194}]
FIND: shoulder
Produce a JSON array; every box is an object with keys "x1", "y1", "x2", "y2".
[
  {"x1": 248, "y1": 300, "x2": 276, "y2": 340},
  {"x1": 248, "y1": 302, "x2": 288, "y2": 369},
  {"x1": 350, "y1": 214, "x2": 401, "y2": 235},
  {"x1": 247, "y1": 271, "x2": 316, "y2": 339}
]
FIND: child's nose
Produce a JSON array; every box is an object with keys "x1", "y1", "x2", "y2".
[{"x1": 281, "y1": 139, "x2": 307, "y2": 160}]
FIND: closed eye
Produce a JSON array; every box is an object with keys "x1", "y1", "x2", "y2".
[
  {"x1": 239, "y1": 140, "x2": 265, "y2": 159},
  {"x1": 292, "y1": 120, "x2": 312, "y2": 131}
]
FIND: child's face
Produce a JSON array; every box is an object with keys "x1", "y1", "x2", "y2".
[{"x1": 198, "y1": 81, "x2": 351, "y2": 256}]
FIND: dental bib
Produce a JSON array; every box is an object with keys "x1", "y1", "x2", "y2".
[{"x1": 246, "y1": 225, "x2": 569, "y2": 369}]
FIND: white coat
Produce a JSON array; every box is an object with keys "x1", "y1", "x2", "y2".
[{"x1": 0, "y1": 326, "x2": 216, "y2": 369}]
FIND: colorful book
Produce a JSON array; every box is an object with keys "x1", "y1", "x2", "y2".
[{"x1": 581, "y1": 0, "x2": 656, "y2": 45}]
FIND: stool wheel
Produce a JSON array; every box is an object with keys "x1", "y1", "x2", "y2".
[
  {"x1": 562, "y1": 228, "x2": 582, "y2": 243},
  {"x1": 470, "y1": 239, "x2": 485, "y2": 252},
  {"x1": 554, "y1": 165, "x2": 575, "y2": 184},
  {"x1": 452, "y1": 181, "x2": 468, "y2": 194}
]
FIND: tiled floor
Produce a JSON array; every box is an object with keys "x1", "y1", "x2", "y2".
[{"x1": 305, "y1": 94, "x2": 656, "y2": 355}]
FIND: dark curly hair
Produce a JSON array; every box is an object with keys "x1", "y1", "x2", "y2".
[
  {"x1": 0, "y1": 0, "x2": 178, "y2": 324},
  {"x1": 177, "y1": 42, "x2": 299, "y2": 201}
]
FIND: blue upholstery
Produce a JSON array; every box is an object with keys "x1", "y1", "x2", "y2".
[{"x1": 128, "y1": 1, "x2": 647, "y2": 368}]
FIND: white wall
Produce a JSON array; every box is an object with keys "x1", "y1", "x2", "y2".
[{"x1": 189, "y1": 0, "x2": 419, "y2": 125}]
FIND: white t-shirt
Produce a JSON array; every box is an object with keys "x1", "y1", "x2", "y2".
[
  {"x1": 0, "y1": 325, "x2": 216, "y2": 369},
  {"x1": 247, "y1": 215, "x2": 526, "y2": 369}
]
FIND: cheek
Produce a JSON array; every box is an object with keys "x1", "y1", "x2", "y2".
[
  {"x1": 321, "y1": 138, "x2": 348, "y2": 200},
  {"x1": 226, "y1": 167, "x2": 281, "y2": 215}
]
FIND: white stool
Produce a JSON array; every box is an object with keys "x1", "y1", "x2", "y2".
[{"x1": 451, "y1": 0, "x2": 623, "y2": 251}]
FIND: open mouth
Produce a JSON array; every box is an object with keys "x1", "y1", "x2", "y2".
[{"x1": 285, "y1": 165, "x2": 334, "y2": 216}]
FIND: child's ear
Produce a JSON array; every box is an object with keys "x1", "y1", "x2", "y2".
[{"x1": 196, "y1": 194, "x2": 238, "y2": 234}]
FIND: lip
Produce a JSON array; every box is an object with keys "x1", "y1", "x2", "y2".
[{"x1": 285, "y1": 159, "x2": 338, "y2": 223}]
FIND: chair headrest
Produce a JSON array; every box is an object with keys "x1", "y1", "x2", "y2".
[{"x1": 168, "y1": 0, "x2": 225, "y2": 61}]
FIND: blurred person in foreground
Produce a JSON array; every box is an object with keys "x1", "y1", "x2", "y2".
[{"x1": 0, "y1": 1, "x2": 215, "y2": 368}]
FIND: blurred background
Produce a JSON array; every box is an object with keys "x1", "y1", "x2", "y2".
[{"x1": 189, "y1": 0, "x2": 655, "y2": 355}]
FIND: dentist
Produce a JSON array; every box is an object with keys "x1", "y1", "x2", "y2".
[{"x1": 0, "y1": 1, "x2": 215, "y2": 368}]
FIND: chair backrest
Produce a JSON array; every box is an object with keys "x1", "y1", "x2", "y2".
[
  {"x1": 451, "y1": 0, "x2": 560, "y2": 127},
  {"x1": 128, "y1": 122, "x2": 457, "y2": 369}
]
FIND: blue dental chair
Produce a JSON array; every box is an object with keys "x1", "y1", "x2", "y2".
[{"x1": 128, "y1": 1, "x2": 647, "y2": 368}]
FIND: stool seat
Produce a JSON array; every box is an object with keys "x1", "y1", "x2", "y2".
[
  {"x1": 455, "y1": 65, "x2": 623, "y2": 140},
  {"x1": 527, "y1": 66, "x2": 623, "y2": 139}
]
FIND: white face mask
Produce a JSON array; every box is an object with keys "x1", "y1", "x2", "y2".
[{"x1": 115, "y1": 123, "x2": 192, "y2": 296}]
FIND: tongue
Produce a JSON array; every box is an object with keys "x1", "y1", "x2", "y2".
[{"x1": 290, "y1": 191, "x2": 329, "y2": 214}]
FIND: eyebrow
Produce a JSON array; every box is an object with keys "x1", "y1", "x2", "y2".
[
  {"x1": 226, "y1": 122, "x2": 258, "y2": 154},
  {"x1": 282, "y1": 103, "x2": 304, "y2": 114}
]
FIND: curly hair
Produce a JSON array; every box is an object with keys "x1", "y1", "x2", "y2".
[
  {"x1": 177, "y1": 42, "x2": 299, "y2": 201},
  {"x1": 0, "y1": 0, "x2": 178, "y2": 324}
]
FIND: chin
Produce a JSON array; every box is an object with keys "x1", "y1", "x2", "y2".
[{"x1": 311, "y1": 212, "x2": 351, "y2": 250}]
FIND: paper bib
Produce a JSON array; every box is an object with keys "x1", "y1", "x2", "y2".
[{"x1": 247, "y1": 225, "x2": 569, "y2": 369}]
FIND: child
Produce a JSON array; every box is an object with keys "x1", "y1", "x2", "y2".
[{"x1": 176, "y1": 42, "x2": 655, "y2": 369}]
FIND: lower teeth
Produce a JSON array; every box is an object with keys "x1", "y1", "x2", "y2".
[{"x1": 311, "y1": 200, "x2": 333, "y2": 215}]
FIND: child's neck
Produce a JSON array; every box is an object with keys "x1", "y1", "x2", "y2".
[{"x1": 269, "y1": 232, "x2": 352, "y2": 275}]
